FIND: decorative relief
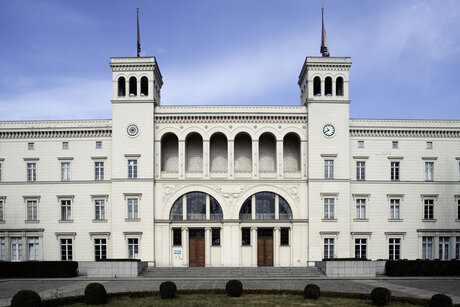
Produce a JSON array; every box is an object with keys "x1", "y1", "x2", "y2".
[
  {"x1": 163, "y1": 185, "x2": 179, "y2": 201},
  {"x1": 286, "y1": 185, "x2": 300, "y2": 203},
  {"x1": 213, "y1": 185, "x2": 253, "y2": 205}
]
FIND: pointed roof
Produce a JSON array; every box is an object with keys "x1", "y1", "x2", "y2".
[
  {"x1": 137, "y1": 8, "x2": 141, "y2": 57},
  {"x1": 320, "y1": 7, "x2": 330, "y2": 57}
]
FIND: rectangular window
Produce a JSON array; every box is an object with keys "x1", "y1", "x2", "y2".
[
  {"x1": 128, "y1": 238, "x2": 139, "y2": 259},
  {"x1": 0, "y1": 237, "x2": 6, "y2": 261},
  {"x1": 60, "y1": 239, "x2": 73, "y2": 261},
  {"x1": 391, "y1": 162, "x2": 400, "y2": 181},
  {"x1": 96, "y1": 141, "x2": 102, "y2": 149},
  {"x1": 95, "y1": 199, "x2": 105, "y2": 220},
  {"x1": 356, "y1": 161, "x2": 365, "y2": 180},
  {"x1": 389, "y1": 238, "x2": 401, "y2": 260},
  {"x1": 60, "y1": 200, "x2": 72, "y2": 221},
  {"x1": 27, "y1": 163, "x2": 36, "y2": 181},
  {"x1": 280, "y1": 228, "x2": 289, "y2": 245},
  {"x1": 212, "y1": 228, "x2": 220, "y2": 246},
  {"x1": 458, "y1": 199, "x2": 460, "y2": 220},
  {"x1": 95, "y1": 162, "x2": 104, "y2": 180},
  {"x1": 459, "y1": 162, "x2": 460, "y2": 181},
  {"x1": 392, "y1": 141, "x2": 398, "y2": 149},
  {"x1": 242, "y1": 228, "x2": 251, "y2": 246},
  {"x1": 425, "y1": 162, "x2": 434, "y2": 181},
  {"x1": 11, "y1": 238, "x2": 22, "y2": 261},
  {"x1": 172, "y1": 228, "x2": 182, "y2": 246},
  {"x1": 456, "y1": 237, "x2": 460, "y2": 260},
  {"x1": 390, "y1": 199, "x2": 400, "y2": 219},
  {"x1": 94, "y1": 238, "x2": 107, "y2": 260},
  {"x1": 0, "y1": 200, "x2": 3, "y2": 221},
  {"x1": 323, "y1": 198, "x2": 334, "y2": 219},
  {"x1": 357, "y1": 140, "x2": 364, "y2": 148},
  {"x1": 355, "y1": 199, "x2": 366, "y2": 219},
  {"x1": 127, "y1": 198, "x2": 138, "y2": 219},
  {"x1": 324, "y1": 238, "x2": 334, "y2": 259},
  {"x1": 422, "y1": 236, "x2": 433, "y2": 260},
  {"x1": 128, "y1": 160, "x2": 137, "y2": 178},
  {"x1": 0, "y1": 162, "x2": 2, "y2": 182},
  {"x1": 27, "y1": 237, "x2": 39, "y2": 261},
  {"x1": 439, "y1": 237, "x2": 450, "y2": 260},
  {"x1": 28, "y1": 142, "x2": 34, "y2": 150},
  {"x1": 424, "y1": 199, "x2": 434, "y2": 220},
  {"x1": 426, "y1": 141, "x2": 433, "y2": 149},
  {"x1": 27, "y1": 200, "x2": 38, "y2": 221},
  {"x1": 355, "y1": 238, "x2": 367, "y2": 259},
  {"x1": 62, "y1": 141, "x2": 69, "y2": 149},
  {"x1": 61, "y1": 162, "x2": 70, "y2": 181},
  {"x1": 324, "y1": 160, "x2": 334, "y2": 179}
]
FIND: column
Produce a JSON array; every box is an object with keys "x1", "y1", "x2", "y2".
[
  {"x1": 252, "y1": 139, "x2": 258, "y2": 178},
  {"x1": 182, "y1": 228, "x2": 189, "y2": 267},
  {"x1": 137, "y1": 78, "x2": 141, "y2": 97},
  {"x1": 179, "y1": 140, "x2": 185, "y2": 178},
  {"x1": 321, "y1": 79, "x2": 325, "y2": 96},
  {"x1": 206, "y1": 195, "x2": 210, "y2": 220},
  {"x1": 251, "y1": 227, "x2": 257, "y2": 267},
  {"x1": 275, "y1": 195, "x2": 279, "y2": 220},
  {"x1": 203, "y1": 140, "x2": 210, "y2": 178},
  {"x1": 182, "y1": 195, "x2": 187, "y2": 220},
  {"x1": 228, "y1": 139, "x2": 234, "y2": 178},
  {"x1": 251, "y1": 195, "x2": 256, "y2": 220},
  {"x1": 154, "y1": 140, "x2": 161, "y2": 179},
  {"x1": 301, "y1": 140, "x2": 307, "y2": 179},
  {"x1": 274, "y1": 227, "x2": 280, "y2": 267},
  {"x1": 22, "y1": 235, "x2": 27, "y2": 261},
  {"x1": 205, "y1": 227, "x2": 211, "y2": 267},
  {"x1": 277, "y1": 139, "x2": 283, "y2": 178}
]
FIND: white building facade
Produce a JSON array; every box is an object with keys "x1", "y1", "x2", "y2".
[{"x1": 1, "y1": 51, "x2": 460, "y2": 267}]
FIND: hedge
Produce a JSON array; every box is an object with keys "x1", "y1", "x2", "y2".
[
  {"x1": 386, "y1": 260, "x2": 460, "y2": 276},
  {"x1": 322, "y1": 258, "x2": 370, "y2": 261},
  {"x1": 95, "y1": 258, "x2": 141, "y2": 262},
  {"x1": 0, "y1": 261, "x2": 78, "y2": 278}
]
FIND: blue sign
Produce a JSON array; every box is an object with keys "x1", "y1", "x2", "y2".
[{"x1": 174, "y1": 250, "x2": 181, "y2": 254}]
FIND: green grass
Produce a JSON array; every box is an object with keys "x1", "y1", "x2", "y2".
[{"x1": 68, "y1": 293, "x2": 421, "y2": 306}]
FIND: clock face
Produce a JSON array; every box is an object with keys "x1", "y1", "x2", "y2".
[
  {"x1": 323, "y1": 124, "x2": 335, "y2": 137},
  {"x1": 127, "y1": 124, "x2": 139, "y2": 137}
]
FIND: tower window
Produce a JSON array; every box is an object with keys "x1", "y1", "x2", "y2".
[
  {"x1": 118, "y1": 77, "x2": 126, "y2": 96},
  {"x1": 313, "y1": 77, "x2": 321, "y2": 96},
  {"x1": 336, "y1": 77, "x2": 344, "y2": 96},
  {"x1": 129, "y1": 77, "x2": 137, "y2": 96},
  {"x1": 325, "y1": 77, "x2": 332, "y2": 96},
  {"x1": 140, "y1": 76, "x2": 148, "y2": 96}
]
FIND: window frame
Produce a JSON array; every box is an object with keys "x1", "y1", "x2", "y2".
[
  {"x1": 392, "y1": 141, "x2": 398, "y2": 149},
  {"x1": 355, "y1": 238, "x2": 367, "y2": 259},
  {"x1": 356, "y1": 161, "x2": 365, "y2": 181},
  {"x1": 172, "y1": 228, "x2": 182, "y2": 246},
  {"x1": 280, "y1": 228, "x2": 289, "y2": 246},
  {"x1": 61, "y1": 162, "x2": 71, "y2": 181},
  {"x1": 439, "y1": 237, "x2": 450, "y2": 260},
  {"x1": 425, "y1": 161, "x2": 434, "y2": 181},
  {"x1": 27, "y1": 162, "x2": 37, "y2": 182},
  {"x1": 323, "y1": 198, "x2": 335, "y2": 219},
  {"x1": 324, "y1": 238, "x2": 334, "y2": 259},
  {"x1": 211, "y1": 228, "x2": 221, "y2": 246},
  {"x1": 127, "y1": 238, "x2": 139, "y2": 259},
  {"x1": 62, "y1": 141, "x2": 69, "y2": 150},
  {"x1": 28, "y1": 142, "x2": 34, "y2": 150},
  {"x1": 355, "y1": 199, "x2": 366, "y2": 220},
  {"x1": 390, "y1": 198, "x2": 401, "y2": 220},
  {"x1": 94, "y1": 199, "x2": 106, "y2": 221},
  {"x1": 95, "y1": 161, "x2": 104, "y2": 180},
  {"x1": 11, "y1": 237, "x2": 23, "y2": 261},
  {"x1": 60, "y1": 238, "x2": 73, "y2": 261},
  {"x1": 422, "y1": 236, "x2": 433, "y2": 260},
  {"x1": 27, "y1": 237, "x2": 39, "y2": 261},
  {"x1": 241, "y1": 228, "x2": 251, "y2": 246},
  {"x1": 60, "y1": 199, "x2": 72, "y2": 221},
  {"x1": 0, "y1": 197, "x2": 4, "y2": 221},
  {"x1": 390, "y1": 161, "x2": 400, "y2": 181},
  {"x1": 357, "y1": 140, "x2": 364, "y2": 148},
  {"x1": 324, "y1": 159, "x2": 334, "y2": 179},
  {"x1": 95, "y1": 141, "x2": 102, "y2": 149},
  {"x1": 127, "y1": 198, "x2": 139, "y2": 220},
  {"x1": 0, "y1": 237, "x2": 6, "y2": 261},
  {"x1": 94, "y1": 238, "x2": 107, "y2": 260},
  {"x1": 389, "y1": 238, "x2": 401, "y2": 260},
  {"x1": 426, "y1": 141, "x2": 433, "y2": 149},
  {"x1": 128, "y1": 159, "x2": 138, "y2": 179},
  {"x1": 423, "y1": 198, "x2": 435, "y2": 220},
  {"x1": 26, "y1": 199, "x2": 39, "y2": 221}
]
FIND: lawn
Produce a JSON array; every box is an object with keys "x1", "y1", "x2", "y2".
[{"x1": 68, "y1": 294, "x2": 420, "y2": 306}]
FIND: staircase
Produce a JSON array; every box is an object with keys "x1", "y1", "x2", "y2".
[{"x1": 141, "y1": 266, "x2": 323, "y2": 279}]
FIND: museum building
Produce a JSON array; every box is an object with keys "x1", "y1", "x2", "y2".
[{"x1": 0, "y1": 14, "x2": 460, "y2": 267}]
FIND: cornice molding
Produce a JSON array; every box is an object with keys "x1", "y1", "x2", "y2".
[
  {"x1": 155, "y1": 114, "x2": 307, "y2": 124},
  {"x1": 0, "y1": 129, "x2": 112, "y2": 139},
  {"x1": 350, "y1": 128, "x2": 460, "y2": 138}
]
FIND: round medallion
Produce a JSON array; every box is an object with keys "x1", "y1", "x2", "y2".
[
  {"x1": 322, "y1": 124, "x2": 335, "y2": 137},
  {"x1": 127, "y1": 124, "x2": 139, "y2": 137}
]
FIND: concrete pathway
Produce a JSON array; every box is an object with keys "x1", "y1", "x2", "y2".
[{"x1": 1, "y1": 277, "x2": 459, "y2": 306}]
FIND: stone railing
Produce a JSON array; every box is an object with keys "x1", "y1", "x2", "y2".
[
  {"x1": 315, "y1": 260, "x2": 386, "y2": 277},
  {"x1": 78, "y1": 261, "x2": 148, "y2": 278}
]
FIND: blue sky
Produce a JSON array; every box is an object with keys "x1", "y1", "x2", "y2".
[{"x1": 0, "y1": 0, "x2": 459, "y2": 120}]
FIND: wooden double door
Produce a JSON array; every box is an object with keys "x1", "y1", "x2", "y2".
[
  {"x1": 189, "y1": 228, "x2": 205, "y2": 267},
  {"x1": 257, "y1": 228, "x2": 273, "y2": 266}
]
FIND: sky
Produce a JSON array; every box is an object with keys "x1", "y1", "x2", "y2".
[{"x1": 0, "y1": 0, "x2": 459, "y2": 121}]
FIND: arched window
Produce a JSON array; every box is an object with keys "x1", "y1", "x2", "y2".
[
  {"x1": 140, "y1": 76, "x2": 148, "y2": 96},
  {"x1": 325, "y1": 76, "x2": 332, "y2": 96},
  {"x1": 234, "y1": 132, "x2": 252, "y2": 174},
  {"x1": 129, "y1": 77, "x2": 137, "y2": 96},
  {"x1": 118, "y1": 77, "x2": 126, "y2": 96},
  {"x1": 336, "y1": 77, "x2": 344, "y2": 96},
  {"x1": 161, "y1": 133, "x2": 178, "y2": 173},
  {"x1": 169, "y1": 192, "x2": 222, "y2": 220},
  {"x1": 210, "y1": 133, "x2": 228, "y2": 173},
  {"x1": 283, "y1": 133, "x2": 300, "y2": 173},
  {"x1": 185, "y1": 133, "x2": 203, "y2": 173},
  {"x1": 313, "y1": 76, "x2": 321, "y2": 96},
  {"x1": 239, "y1": 192, "x2": 293, "y2": 220},
  {"x1": 259, "y1": 133, "x2": 276, "y2": 173}
]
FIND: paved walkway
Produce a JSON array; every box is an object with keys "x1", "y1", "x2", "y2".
[{"x1": 1, "y1": 277, "x2": 460, "y2": 306}]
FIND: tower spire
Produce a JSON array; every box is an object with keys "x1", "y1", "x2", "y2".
[
  {"x1": 137, "y1": 7, "x2": 141, "y2": 57},
  {"x1": 320, "y1": 7, "x2": 330, "y2": 57}
]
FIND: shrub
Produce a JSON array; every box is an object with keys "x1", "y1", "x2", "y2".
[
  {"x1": 371, "y1": 287, "x2": 391, "y2": 306},
  {"x1": 385, "y1": 260, "x2": 460, "y2": 276},
  {"x1": 11, "y1": 290, "x2": 42, "y2": 307},
  {"x1": 160, "y1": 281, "x2": 177, "y2": 299},
  {"x1": 225, "y1": 280, "x2": 243, "y2": 297},
  {"x1": 84, "y1": 283, "x2": 107, "y2": 305},
  {"x1": 0, "y1": 261, "x2": 78, "y2": 278},
  {"x1": 304, "y1": 284, "x2": 320, "y2": 299},
  {"x1": 429, "y1": 294, "x2": 452, "y2": 307}
]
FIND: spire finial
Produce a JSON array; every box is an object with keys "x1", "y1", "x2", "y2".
[
  {"x1": 320, "y1": 7, "x2": 330, "y2": 57},
  {"x1": 137, "y1": 7, "x2": 141, "y2": 57}
]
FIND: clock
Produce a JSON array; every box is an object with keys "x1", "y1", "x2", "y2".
[
  {"x1": 323, "y1": 124, "x2": 335, "y2": 137},
  {"x1": 127, "y1": 124, "x2": 139, "y2": 137}
]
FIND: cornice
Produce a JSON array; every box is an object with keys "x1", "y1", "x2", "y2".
[
  {"x1": 0, "y1": 128, "x2": 112, "y2": 139},
  {"x1": 349, "y1": 128, "x2": 460, "y2": 138},
  {"x1": 155, "y1": 114, "x2": 308, "y2": 124}
]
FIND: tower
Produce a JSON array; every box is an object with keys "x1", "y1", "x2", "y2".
[
  {"x1": 108, "y1": 9, "x2": 163, "y2": 263},
  {"x1": 299, "y1": 8, "x2": 352, "y2": 262}
]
